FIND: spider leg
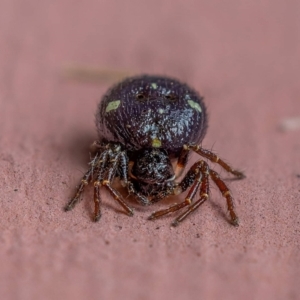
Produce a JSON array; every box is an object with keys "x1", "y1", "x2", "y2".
[
  {"x1": 171, "y1": 161, "x2": 210, "y2": 226},
  {"x1": 102, "y1": 181, "x2": 134, "y2": 216},
  {"x1": 127, "y1": 182, "x2": 151, "y2": 205},
  {"x1": 127, "y1": 161, "x2": 151, "y2": 205},
  {"x1": 66, "y1": 143, "x2": 134, "y2": 221},
  {"x1": 186, "y1": 145, "x2": 245, "y2": 179},
  {"x1": 174, "y1": 147, "x2": 189, "y2": 179},
  {"x1": 93, "y1": 149, "x2": 134, "y2": 221},
  {"x1": 92, "y1": 151, "x2": 110, "y2": 221},
  {"x1": 65, "y1": 153, "x2": 100, "y2": 212},
  {"x1": 209, "y1": 169, "x2": 239, "y2": 226},
  {"x1": 148, "y1": 160, "x2": 207, "y2": 220}
]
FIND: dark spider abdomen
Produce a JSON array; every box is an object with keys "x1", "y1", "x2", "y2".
[{"x1": 96, "y1": 75, "x2": 207, "y2": 154}]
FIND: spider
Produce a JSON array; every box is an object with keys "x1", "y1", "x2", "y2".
[{"x1": 65, "y1": 75, "x2": 245, "y2": 226}]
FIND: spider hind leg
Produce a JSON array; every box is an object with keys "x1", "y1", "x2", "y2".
[{"x1": 187, "y1": 144, "x2": 245, "y2": 179}]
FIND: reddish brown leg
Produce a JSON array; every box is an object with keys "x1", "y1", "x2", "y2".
[
  {"x1": 172, "y1": 161, "x2": 210, "y2": 226},
  {"x1": 209, "y1": 169, "x2": 239, "y2": 226},
  {"x1": 148, "y1": 161, "x2": 208, "y2": 221},
  {"x1": 92, "y1": 151, "x2": 110, "y2": 221},
  {"x1": 127, "y1": 182, "x2": 151, "y2": 205},
  {"x1": 102, "y1": 181, "x2": 134, "y2": 216},
  {"x1": 93, "y1": 150, "x2": 134, "y2": 221},
  {"x1": 186, "y1": 145, "x2": 245, "y2": 179},
  {"x1": 65, "y1": 166, "x2": 95, "y2": 212},
  {"x1": 78, "y1": 150, "x2": 109, "y2": 221},
  {"x1": 104, "y1": 151, "x2": 134, "y2": 216},
  {"x1": 93, "y1": 182, "x2": 101, "y2": 221},
  {"x1": 148, "y1": 171, "x2": 202, "y2": 220},
  {"x1": 66, "y1": 143, "x2": 134, "y2": 221},
  {"x1": 174, "y1": 147, "x2": 189, "y2": 179}
]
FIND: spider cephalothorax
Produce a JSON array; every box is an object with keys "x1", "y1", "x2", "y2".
[{"x1": 65, "y1": 75, "x2": 245, "y2": 226}]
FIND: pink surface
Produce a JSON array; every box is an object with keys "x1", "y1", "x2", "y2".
[{"x1": 1, "y1": 1, "x2": 300, "y2": 299}]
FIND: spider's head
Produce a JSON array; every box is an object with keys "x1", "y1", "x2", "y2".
[{"x1": 130, "y1": 149, "x2": 174, "y2": 184}]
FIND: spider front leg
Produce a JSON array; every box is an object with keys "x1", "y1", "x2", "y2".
[
  {"x1": 65, "y1": 143, "x2": 134, "y2": 221},
  {"x1": 93, "y1": 148, "x2": 134, "y2": 221},
  {"x1": 172, "y1": 166, "x2": 240, "y2": 227},
  {"x1": 65, "y1": 153, "x2": 100, "y2": 212},
  {"x1": 148, "y1": 160, "x2": 209, "y2": 222},
  {"x1": 172, "y1": 161, "x2": 210, "y2": 226}
]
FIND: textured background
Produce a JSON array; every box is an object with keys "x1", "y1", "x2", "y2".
[{"x1": 1, "y1": 1, "x2": 300, "y2": 299}]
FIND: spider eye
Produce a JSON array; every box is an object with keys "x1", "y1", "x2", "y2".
[
  {"x1": 164, "y1": 93, "x2": 177, "y2": 101},
  {"x1": 136, "y1": 93, "x2": 146, "y2": 100}
]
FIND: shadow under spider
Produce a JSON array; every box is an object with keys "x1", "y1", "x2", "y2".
[{"x1": 65, "y1": 131, "x2": 97, "y2": 166}]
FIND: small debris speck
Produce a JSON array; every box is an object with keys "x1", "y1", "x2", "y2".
[{"x1": 278, "y1": 117, "x2": 300, "y2": 131}]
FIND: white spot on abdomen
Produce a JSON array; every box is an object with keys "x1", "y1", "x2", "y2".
[
  {"x1": 187, "y1": 100, "x2": 202, "y2": 112},
  {"x1": 106, "y1": 100, "x2": 121, "y2": 112}
]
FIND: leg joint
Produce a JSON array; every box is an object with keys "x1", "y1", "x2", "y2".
[
  {"x1": 102, "y1": 180, "x2": 110, "y2": 186},
  {"x1": 94, "y1": 181, "x2": 101, "y2": 187},
  {"x1": 185, "y1": 198, "x2": 192, "y2": 205},
  {"x1": 222, "y1": 190, "x2": 231, "y2": 197}
]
